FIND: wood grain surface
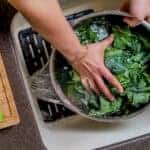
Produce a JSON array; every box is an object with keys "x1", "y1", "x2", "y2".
[{"x1": 0, "y1": 53, "x2": 20, "y2": 129}]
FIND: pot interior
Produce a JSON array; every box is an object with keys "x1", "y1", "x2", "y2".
[{"x1": 52, "y1": 13, "x2": 150, "y2": 120}]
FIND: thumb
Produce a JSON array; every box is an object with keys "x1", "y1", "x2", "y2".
[
  {"x1": 124, "y1": 16, "x2": 141, "y2": 27},
  {"x1": 101, "y1": 34, "x2": 114, "y2": 50}
]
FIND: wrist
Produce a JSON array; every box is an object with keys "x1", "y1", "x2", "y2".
[
  {"x1": 69, "y1": 45, "x2": 88, "y2": 64},
  {"x1": 63, "y1": 45, "x2": 87, "y2": 63}
]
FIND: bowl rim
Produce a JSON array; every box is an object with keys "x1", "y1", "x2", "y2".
[{"x1": 49, "y1": 10, "x2": 150, "y2": 122}]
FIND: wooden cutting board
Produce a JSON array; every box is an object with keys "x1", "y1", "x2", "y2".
[{"x1": 0, "y1": 53, "x2": 20, "y2": 129}]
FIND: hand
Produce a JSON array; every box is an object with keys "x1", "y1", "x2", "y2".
[
  {"x1": 72, "y1": 35, "x2": 124, "y2": 101},
  {"x1": 121, "y1": 0, "x2": 150, "y2": 26}
]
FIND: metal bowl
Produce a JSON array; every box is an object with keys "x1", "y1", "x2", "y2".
[{"x1": 49, "y1": 10, "x2": 150, "y2": 122}]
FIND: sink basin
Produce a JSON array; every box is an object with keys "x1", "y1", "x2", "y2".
[{"x1": 10, "y1": 0, "x2": 150, "y2": 150}]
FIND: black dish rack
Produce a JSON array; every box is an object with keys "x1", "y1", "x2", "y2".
[{"x1": 18, "y1": 9, "x2": 94, "y2": 122}]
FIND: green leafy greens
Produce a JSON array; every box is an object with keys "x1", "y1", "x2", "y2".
[
  {"x1": 56, "y1": 16, "x2": 150, "y2": 118},
  {"x1": 0, "y1": 112, "x2": 4, "y2": 122}
]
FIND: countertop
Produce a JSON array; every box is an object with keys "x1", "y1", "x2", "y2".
[
  {"x1": 0, "y1": 2, "x2": 45, "y2": 150},
  {"x1": 1, "y1": 1, "x2": 150, "y2": 150}
]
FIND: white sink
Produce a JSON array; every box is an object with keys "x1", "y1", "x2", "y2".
[{"x1": 11, "y1": 0, "x2": 150, "y2": 150}]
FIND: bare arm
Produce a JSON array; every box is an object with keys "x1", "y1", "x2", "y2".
[
  {"x1": 8, "y1": 0, "x2": 86, "y2": 62},
  {"x1": 121, "y1": 0, "x2": 150, "y2": 26},
  {"x1": 8, "y1": 0, "x2": 123, "y2": 100}
]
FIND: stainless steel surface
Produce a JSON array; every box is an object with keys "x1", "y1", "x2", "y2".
[
  {"x1": 50, "y1": 10, "x2": 150, "y2": 122},
  {"x1": 11, "y1": 1, "x2": 150, "y2": 149}
]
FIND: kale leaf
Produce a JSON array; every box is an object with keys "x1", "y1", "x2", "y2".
[
  {"x1": 0, "y1": 112, "x2": 4, "y2": 122},
  {"x1": 56, "y1": 17, "x2": 150, "y2": 118}
]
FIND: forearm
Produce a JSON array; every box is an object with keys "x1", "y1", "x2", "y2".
[{"x1": 8, "y1": 0, "x2": 85, "y2": 61}]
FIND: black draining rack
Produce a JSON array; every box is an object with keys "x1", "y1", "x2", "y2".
[{"x1": 18, "y1": 9, "x2": 94, "y2": 122}]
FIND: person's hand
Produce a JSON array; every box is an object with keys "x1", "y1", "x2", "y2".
[
  {"x1": 71, "y1": 35, "x2": 124, "y2": 101},
  {"x1": 121, "y1": 0, "x2": 150, "y2": 26}
]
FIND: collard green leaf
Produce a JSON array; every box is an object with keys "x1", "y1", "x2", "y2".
[
  {"x1": 132, "y1": 93, "x2": 150, "y2": 107},
  {"x1": 56, "y1": 16, "x2": 150, "y2": 118},
  {"x1": 0, "y1": 112, "x2": 4, "y2": 122}
]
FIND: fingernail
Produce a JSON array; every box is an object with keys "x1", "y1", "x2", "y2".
[
  {"x1": 119, "y1": 87, "x2": 124, "y2": 93},
  {"x1": 110, "y1": 34, "x2": 114, "y2": 39},
  {"x1": 110, "y1": 34, "x2": 114, "y2": 37},
  {"x1": 110, "y1": 96, "x2": 115, "y2": 101}
]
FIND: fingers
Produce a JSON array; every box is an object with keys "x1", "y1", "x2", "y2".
[
  {"x1": 93, "y1": 74, "x2": 115, "y2": 101},
  {"x1": 121, "y1": 0, "x2": 147, "y2": 26},
  {"x1": 88, "y1": 78, "x2": 99, "y2": 94},
  {"x1": 81, "y1": 63, "x2": 99, "y2": 94},
  {"x1": 101, "y1": 34, "x2": 114, "y2": 50},
  {"x1": 83, "y1": 63, "x2": 115, "y2": 101},
  {"x1": 81, "y1": 77, "x2": 90, "y2": 91},
  {"x1": 89, "y1": 34, "x2": 114, "y2": 54},
  {"x1": 81, "y1": 77, "x2": 99, "y2": 94},
  {"x1": 121, "y1": 0, "x2": 140, "y2": 27},
  {"x1": 81, "y1": 75, "x2": 99, "y2": 94},
  {"x1": 100, "y1": 66, "x2": 124, "y2": 93},
  {"x1": 129, "y1": 0, "x2": 148, "y2": 21},
  {"x1": 124, "y1": 17, "x2": 141, "y2": 27}
]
